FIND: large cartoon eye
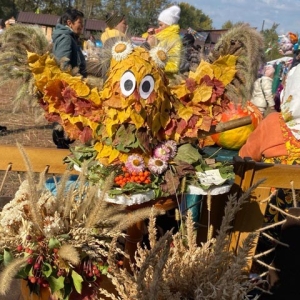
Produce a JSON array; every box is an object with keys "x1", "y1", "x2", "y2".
[
  {"x1": 139, "y1": 75, "x2": 155, "y2": 99},
  {"x1": 120, "y1": 71, "x2": 136, "y2": 97}
]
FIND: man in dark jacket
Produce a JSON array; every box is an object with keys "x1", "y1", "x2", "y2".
[{"x1": 52, "y1": 8, "x2": 87, "y2": 77}]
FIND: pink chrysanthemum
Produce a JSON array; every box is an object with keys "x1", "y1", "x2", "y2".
[
  {"x1": 148, "y1": 157, "x2": 168, "y2": 174},
  {"x1": 153, "y1": 144, "x2": 170, "y2": 161},
  {"x1": 125, "y1": 154, "x2": 145, "y2": 173},
  {"x1": 164, "y1": 140, "x2": 177, "y2": 159}
]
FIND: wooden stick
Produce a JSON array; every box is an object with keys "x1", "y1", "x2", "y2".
[{"x1": 198, "y1": 116, "x2": 252, "y2": 137}]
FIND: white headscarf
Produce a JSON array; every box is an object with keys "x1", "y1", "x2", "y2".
[{"x1": 280, "y1": 64, "x2": 300, "y2": 139}]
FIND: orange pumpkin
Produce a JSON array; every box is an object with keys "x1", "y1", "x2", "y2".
[{"x1": 210, "y1": 101, "x2": 262, "y2": 150}]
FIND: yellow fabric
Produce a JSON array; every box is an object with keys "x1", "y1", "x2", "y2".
[
  {"x1": 101, "y1": 28, "x2": 125, "y2": 44},
  {"x1": 155, "y1": 24, "x2": 182, "y2": 74},
  {"x1": 142, "y1": 32, "x2": 148, "y2": 39}
]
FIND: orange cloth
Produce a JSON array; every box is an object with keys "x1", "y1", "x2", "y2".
[{"x1": 239, "y1": 112, "x2": 288, "y2": 161}]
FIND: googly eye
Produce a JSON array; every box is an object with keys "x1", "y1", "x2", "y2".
[
  {"x1": 139, "y1": 75, "x2": 155, "y2": 99},
  {"x1": 120, "y1": 71, "x2": 136, "y2": 97}
]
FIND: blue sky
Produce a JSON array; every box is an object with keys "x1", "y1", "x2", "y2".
[{"x1": 182, "y1": 0, "x2": 300, "y2": 34}]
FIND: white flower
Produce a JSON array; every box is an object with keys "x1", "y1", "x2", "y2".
[
  {"x1": 43, "y1": 211, "x2": 64, "y2": 236},
  {"x1": 149, "y1": 46, "x2": 169, "y2": 68},
  {"x1": 112, "y1": 41, "x2": 134, "y2": 61}
]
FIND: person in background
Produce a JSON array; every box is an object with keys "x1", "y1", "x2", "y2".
[
  {"x1": 250, "y1": 64, "x2": 275, "y2": 116},
  {"x1": 52, "y1": 9, "x2": 86, "y2": 149},
  {"x1": 180, "y1": 33, "x2": 200, "y2": 74},
  {"x1": 100, "y1": 11, "x2": 127, "y2": 46},
  {"x1": 145, "y1": 5, "x2": 182, "y2": 76},
  {"x1": 52, "y1": 8, "x2": 87, "y2": 78}
]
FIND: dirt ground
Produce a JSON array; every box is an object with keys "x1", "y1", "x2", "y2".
[{"x1": 0, "y1": 81, "x2": 56, "y2": 199}]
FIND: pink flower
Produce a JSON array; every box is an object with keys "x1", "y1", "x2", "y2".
[
  {"x1": 163, "y1": 140, "x2": 177, "y2": 159},
  {"x1": 153, "y1": 144, "x2": 170, "y2": 161},
  {"x1": 148, "y1": 157, "x2": 168, "y2": 174},
  {"x1": 125, "y1": 154, "x2": 145, "y2": 173}
]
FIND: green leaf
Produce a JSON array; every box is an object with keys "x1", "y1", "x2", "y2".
[
  {"x1": 3, "y1": 248, "x2": 14, "y2": 266},
  {"x1": 48, "y1": 237, "x2": 60, "y2": 249},
  {"x1": 175, "y1": 144, "x2": 202, "y2": 165},
  {"x1": 71, "y1": 270, "x2": 83, "y2": 294},
  {"x1": 15, "y1": 264, "x2": 32, "y2": 279},
  {"x1": 48, "y1": 275, "x2": 65, "y2": 293},
  {"x1": 42, "y1": 262, "x2": 53, "y2": 278}
]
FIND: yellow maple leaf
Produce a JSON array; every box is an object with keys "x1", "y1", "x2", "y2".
[
  {"x1": 89, "y1": 88, "x2": 101, "y2": 105},
  {"x1": 212, "y1": 55, "x2": 237, "y2": 86},
  {"x1": 107, "y1": 108, "x2": 118, "y2": 120},
  {"x1": 108, "y1": 148, "x2": 121, "y2": 164},
  {"x1": 177, "y1": 105, "x2": 194, "y2": 122},
  {"x1": 118, "y1": 108, "x2": 130, "y2": 123},
  {"x1": 101, "y1": 86, "x2": 113, "y2": 100},
  {"x1": 105, "y1": 118, "x2": 119, "y2": 137},
  {"x1": 171, "y1": 84, "x2": 189, "y2": 99},
  {"x1": 191, "y1": 83, "x2": 213, "y2": 104},
  {"x1": 130, "y1": 110, "x2": 145, "y2": 129},
  {"x1": 190, "y1": 60, "x2": 214, "y2": 82},
  {"x1": 97, "y1": 144, "x2": 115, "y2": 158}
]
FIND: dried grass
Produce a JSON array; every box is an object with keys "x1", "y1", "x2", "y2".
[{"x1": 102, "y1": 184, "x2": 262, "y2": 300}]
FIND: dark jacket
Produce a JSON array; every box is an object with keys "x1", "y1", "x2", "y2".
[{"x1": 52, "y1": 24, "x2": 87, "y2": 77}]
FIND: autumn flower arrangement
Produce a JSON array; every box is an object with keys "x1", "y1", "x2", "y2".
[{"x1": 27, "y1": 40, "x2": 237, "y2": 200}]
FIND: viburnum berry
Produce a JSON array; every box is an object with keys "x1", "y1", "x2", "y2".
[
  {"x1": 16, "y1": 245, "x2": 23, "y2": 252},
  {"x1": 27, "y1": 257, "x2": 34, "y2": 264},
  {"x1": 29, "y1": 276, "x2": 37, "y2": 284}
]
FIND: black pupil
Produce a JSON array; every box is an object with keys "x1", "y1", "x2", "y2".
[
  {"x1": 124, "y1": 80, "x2": 133, "y2": 91},
  {"x1": 142, "y1": 81, "x2": 150, "y2": 92}
]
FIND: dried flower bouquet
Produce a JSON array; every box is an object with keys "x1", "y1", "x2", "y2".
[{"x1": 0, "y1": 145, "x2": 163, "y2": 299}]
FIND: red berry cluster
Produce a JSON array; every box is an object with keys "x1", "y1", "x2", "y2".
[
  {"x1": 17, "y1": 242, "x2": 50, "y2": 288},
  {"x1": 82, "y1": 258, "x2": 101, "y2": 279},
  {"x1": 114, "y1": 167, "x2": 151, "y2": 188}
]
